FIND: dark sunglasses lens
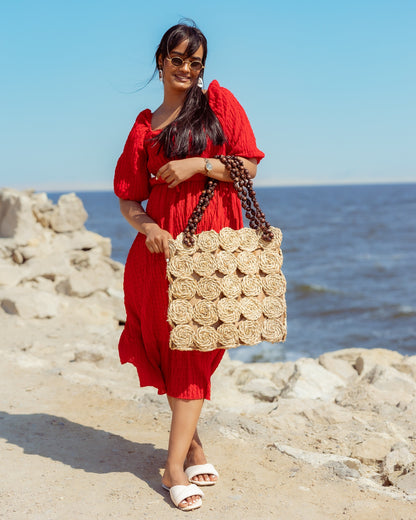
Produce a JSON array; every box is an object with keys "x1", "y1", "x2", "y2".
[
  {"x1": 170, "y1": 57, "x2": 183, "y2": 66},
  {"x1": 190, "y1": 62, "x2": 202, "y2": 71}
]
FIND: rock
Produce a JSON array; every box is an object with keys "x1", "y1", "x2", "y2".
[
  {"x1": 56, "y1": 260, "x2": 116, "y2": 297},
  {"x1": 60, "y1": 298, "x2": 119, "y2": 326},
  {"x1": 103, "y1": 256, "x2": 124, "y2": 274},
  {"x1": 0, "y1": 264, "x2": 26, "y2": 287},
  {"x1": 106, "y1": 287, "x2": 124, "y2": 299},
  {"x1": 86, "y1": 291, "x2": 126, "y2": 324},
  {"x1": 52, "y1": 230, "x2": 112, "y2": 256},
  {"x1": 1, "y1": 288, "x2": 60, "y2": 319},
  {"x1": 240, "y1": 377, "x2": 280, "y2": 402},
  {"x1": 300, "y1": 400, "x2": 354, "y2": 426},
  {"x1": 280, "y1": 358, "x2": 346, "y2": 401},
  {"x1": 319, "y1": 352, "x2": 358, "y2": 381},
  {"x1": 271, "y1": 361, "x2": 296, "y2": 390},
  {"x1": 205, "y1": 410, "x2": 270, "y2": 438},
  {"x1": 350, "y1": 436, "x2": 393, "y2": 464},
  {"x1": 31, "y1": 192, "x2": 54, "y2": 227},
  {"x1": 233, "y1": 366, "x2": 263, "y2": 386},
  {"x1": 383, "y1": 446, "x2": 415, "y2": 482},
  {"x1": 268, "y1": 397, "x2": 322, "y2": 431},
  {"x1": 0, "y1": 188, "x2": 40, "y2": 241},
  {"x1": 354, "y1": 349, "x2": 404, "y2": 377},
  {"x1": 71, "y1": 230, "x2": 111, "y2": 257},
  {"x1": 402, "y1": 397, "x2": 416, "y2": 415},
  {"x1": 232, "y1": 362, "x2": 278, "y2": 386},
  {"x1": 274, "y1": 443, "x2": 362, "y2": 472},
  {"x1": 354, "y1": 355, "x2": 365, "y2": 375},
  {"x1": 393, "y1": 357, "x2": 416, "y2": 382},
  {"x1": 335, "y1": 374, "x2": 415, "y2": 411},
  {"x1": 17, "y1": 245, "x2": 38, "y2": 261},
  {"x1": 324, "y1": 461, "x2": 361, "y2": 480},
  {"x1": 12, "y1": 250, "x2": 24, "y2": 264},
  {"x1": 48, "y1": 193, "x2": 88, "y2": 232},
  {"x1": 22, "y1": 253, "x2": 71, "y2": 282},
  {"x1": 395, "y1": 470, "x2": 416, "y2": 495},
  {"x1": 0, "y1": 241, "x2": 12, "y2": 259},
  {"x1": 318, "y1": 348, "x2": 404, "y2": 377},
  {"x1": 364, "y1": 364, "x2": 416, "y2": 396}
]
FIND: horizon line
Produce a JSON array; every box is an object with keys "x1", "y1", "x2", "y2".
[{"x1": 3, "y1": 179, "x2": 416, "y2": 193}]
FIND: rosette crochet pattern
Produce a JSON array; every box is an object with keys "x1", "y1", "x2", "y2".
[{"x1": 167, "y1": 226, "x2": 287, "y2": 351}]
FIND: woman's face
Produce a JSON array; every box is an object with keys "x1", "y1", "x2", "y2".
[{"x1": 160, "y1": 39, "x2": 204, "y2": 92}]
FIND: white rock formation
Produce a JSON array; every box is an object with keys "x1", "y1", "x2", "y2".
[{"x1": 0, "y1": 188, "x2": 123, "y2": 323}]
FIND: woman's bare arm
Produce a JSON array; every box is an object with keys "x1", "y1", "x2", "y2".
[
  {"x1": 156, "y1": 156, "x2": 257, "y2": 188},
  {"x1": 119, "y1": 199, "x2": 172, "y2": 259}
]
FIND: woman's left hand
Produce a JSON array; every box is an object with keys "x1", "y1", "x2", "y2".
[{"x1": 156, "y1": 158, "x2": 203, "y2": 188}]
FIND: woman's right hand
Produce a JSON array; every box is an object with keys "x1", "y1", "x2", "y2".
[
  {"x1": 119, "y1": 199, "x2": 172, "y2": 260},
  {"x1": 144, "y1": 224, "x2": 173, "y2": 260}
]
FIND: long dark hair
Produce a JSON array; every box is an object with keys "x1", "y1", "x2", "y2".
[{"x1": 154, "y1": 22, "x2": 226, "y2": 158}]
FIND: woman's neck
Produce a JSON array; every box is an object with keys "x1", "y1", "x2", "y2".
[
  {"x1": 161, "y1": 89, "x2": 187, "y2": 112},
  {"x1": 152, "y1": 89, "x2": 188, "y2": 130}
]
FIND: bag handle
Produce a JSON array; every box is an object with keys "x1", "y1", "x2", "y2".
[{"x1": 182, "y1": 155, "x2": 273, "y2": 247}]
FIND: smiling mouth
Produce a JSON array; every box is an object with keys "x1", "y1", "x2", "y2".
[{"x1": 174, "y1": 74, "x2": 191, "y2": 82}]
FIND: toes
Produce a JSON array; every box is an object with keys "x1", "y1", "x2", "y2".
[
  {"x1": 192, "y1": 473, "x2": 217, "y2": 482},
  {"x1": 179, "y1": 495, "x2": 200, "y2": 509},
  {"x1": 203, "y1": 473, "x2": 217, "y2": 482}
]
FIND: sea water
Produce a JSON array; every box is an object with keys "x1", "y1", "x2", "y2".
[{"x1": 49, "y1": 183, "x2": 416, "y2": 363}]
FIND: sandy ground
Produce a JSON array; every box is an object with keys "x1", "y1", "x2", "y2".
[{"x1": 1, "y1": 353, "x2": 415, "y2": 520}]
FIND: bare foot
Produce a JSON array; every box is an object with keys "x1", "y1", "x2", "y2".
[
  {"x1": 184, "y1": 438, "x2": 218, "y2": 484},
  {"x1": 162, "y1": 465, "x2": 202, "y2": 510}
]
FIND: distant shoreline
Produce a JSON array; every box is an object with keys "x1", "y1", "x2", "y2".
[{"x1": 5, "y1": 180, "x2": 414, "y2": 194}]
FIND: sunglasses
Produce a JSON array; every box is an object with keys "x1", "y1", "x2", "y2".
[{"x1": 165, "y1": 56, "x2": 204, "y2": 72}]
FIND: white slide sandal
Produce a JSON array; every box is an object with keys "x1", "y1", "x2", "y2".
[
  {"x1": 162, "y1": 483, "x2": 204, "y2": 511},
  {"x1": 185, "y1": 463, "x2": 219, "y2": 486}
]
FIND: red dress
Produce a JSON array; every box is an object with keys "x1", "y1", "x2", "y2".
[{"x1": 114, "y1": 80, "x2": 264, "y2": 400}]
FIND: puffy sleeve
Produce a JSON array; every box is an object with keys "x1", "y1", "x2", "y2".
[
  {"x1": 113, "y1": 111, "x2": 151, "y2": 202},
  {"x1": 207, "y1": 80, "x2": 265, "y2": 163}
]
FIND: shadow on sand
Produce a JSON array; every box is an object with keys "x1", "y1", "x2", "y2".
[{"x1": 0, "y1": 411, "x2": 168, "y2": 497}]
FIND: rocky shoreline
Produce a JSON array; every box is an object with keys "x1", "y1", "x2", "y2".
[{"x1": 1, "y1": 188, "x2": 415, "y2": 516}]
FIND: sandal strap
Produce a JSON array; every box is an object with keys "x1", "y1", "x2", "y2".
[
  {"x1": 169, "y1": 484, "x2": 204, "y2": 507},
  {"x1": 185, "y1": 463, "x2": 219, "y2": 480}
]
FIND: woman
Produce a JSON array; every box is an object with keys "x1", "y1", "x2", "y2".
[{"x1": 114, "y1": 22, "x2": 264, "y2": 511}]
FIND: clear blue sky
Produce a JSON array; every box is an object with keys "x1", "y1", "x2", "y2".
[{"x1": 0, "y1": 0, "x2": 415, "y2": 190}]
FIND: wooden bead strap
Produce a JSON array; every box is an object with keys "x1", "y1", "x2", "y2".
[{"x1": 182, "y1": 155, "x2": 273, "y2": 247}]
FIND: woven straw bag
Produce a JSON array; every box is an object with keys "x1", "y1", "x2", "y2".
[{"x1": 166, "y1": 156, "x2": 287, "y2": 352}]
